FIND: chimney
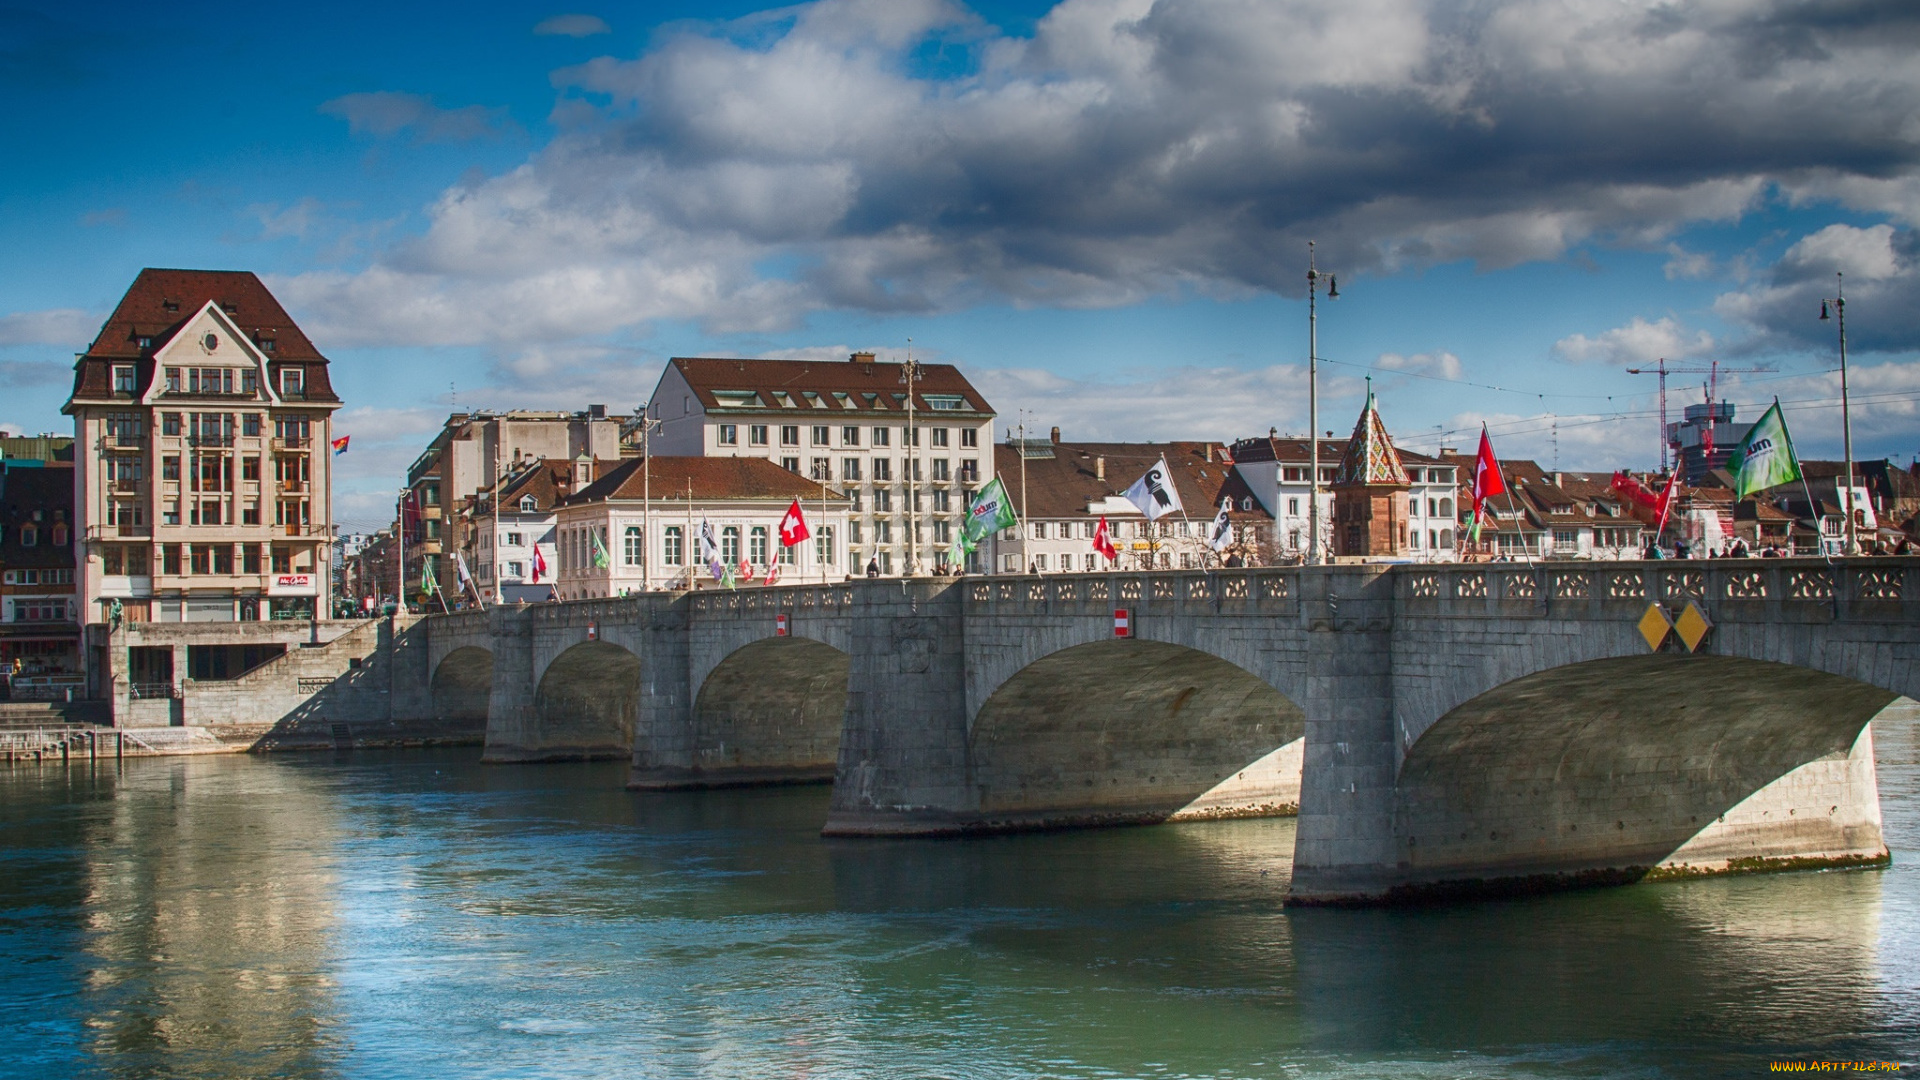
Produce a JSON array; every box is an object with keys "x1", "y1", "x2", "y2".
[
  {"x1": 1439, "y1": 446, "x2": 1457, "y2": 456},
  {"x1": 850, "y1": 351, "x2": 876, "y2": 363},
  {"x1": 588, "y1": 404, "x2": 606, "y2": 420},
  {"x1": 1050, "y1": 426, "x2": 1060, "y2": 444},
  {"x1": 1096, "y1": 456, "x2": 1105, "y2": 481},
  {"x1": 1553, "y1": 472, "x2": 1563, "y2": 488},
  {"x1": 574, "y1": 453, "x2": 593, "y2": 487}
]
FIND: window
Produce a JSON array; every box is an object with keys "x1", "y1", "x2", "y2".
[
  {"x1": 961, "y1": 428, "x2": 978, "y2": 448},
  {"x1": 19, "y1": 524, "x2": 36, "y2": 547},
  {"x1": 507, "y1": 561, "x2": 526, "y2": 578},
  {"x1": 189, "y1": 368, "x2": 235, "y2": 394},
  {"x1": 873, "y1": 458, "x2": 892, "y2": 481},
  {"x1": 902, "y1": 426, "x2": 919, "y2": 447},
  {"x1": 1034, "y1": 554, "x2": 1048, "y2": 571},
  {"x1": 874, "y1": 489, "x2": 892, "y2": 512},
  {"x1": 164, "y1": 502, "x2": 180, "y2": 526},
  {"x1": 810, "y1": 458, "x2": 831, "y2": 481},
  {"x1": 259, "y1": 338, "x2": 276, "y2": 354},
  {"x1": 274, "y1": 415, "x2": 310, "y2": 447},
  {"x1": 876, "y1": 520, "x2": 892, "y2": 543},
  {"x1": 778, "y1": 532, "x2": 797, "y2": 565},
  {"x1": 780, "y1": 456, "x2": 800, "y2": 473},
  {"x1": 1288, "y1": 497, "x2": 1300, "y2": 516},
  {"x1": 663, "y1": 527, "x2": 683, "y2": 565},
  {"x1": 960, "y1": 459, "x2": 979, "y2": 482},
  {"x1": 841, "y1": 426, "x2": 861, "y2": 446},
  {"x1": 780, "y1": 425, "x2": 800, "y2": 447},
  {"x1": 242, "y1": 413, "x2": 261, "y2": 436},
  {"x1": 506, "y1": 532, "x2": 524, "y2": 547},
  {"x1": 273, "y1": 546, "x2": 291, "y2": 573},
  {"x1": 842, "y1": 458, "x2": 862, "y2": 482},
  {"x1": 1439, "y1": 498, "x2": 1453, "y2": 517},
  {"x1": 242, "y1": 503, "x2": 260, "y2": 526},
  {"x1": 106, "y1": 457, "x2": 143, "y2": 486},
  {"x1": 136, "y1": 336, "x2": 152, "y2": 350},
  {"x1": 162, "y1": 413, "x2": 182, "y2": 437},
  {"x1": 280, "y1": 367, "x2": 304, "y2": 397},
  {"x1": 749, "y1": 424, "x2": 769, "y2": 446},
  {"x1": 877, "y1": 551, "x2": 892, "y2": 575},
  {"x1": 849, "y1": 491, "x2": 863, "y2": 512},
  {"x1": 933, "y1": 490, "x2": 950, "y2": 512},
  {"x1": 106, "y1": 413, "x2": 143, "y2": 445},
  {"x1": 932, "y1": 459, "x2": 950, "y2": 482},
  {"x1": 721, "y1": 526, "x2": 740, "y2": 563},
  {"x1": 716, "y1": 424, "x2": 738, "y2": 446},
  {"x1": 811, "y1": 425, "x2": 829, "y2": 446},
  {"x1": 1004, "y1": 554, "x2": 1020, "y2": 571},
  {"x1": 241, "y1": 456, "x2": 260, "y2": 481},
  {"x1": 925, "y1": 427, "x2": 946, "y2": 449},
  {"x1": 1241, "y1": 497, "x2": 1254, "y2": 511},
  {"x1": 749, "y1": 526, "x2": 768, "y2": 565},
  {"x1": 520, "y1": 495, "x2": 538, "y2": 511},
  {"x1": 872, "y1": 427, "x2": 890, "y2": 447},
  {"x1": 114, "y1": 366, "x2": 137, "y2": 393},
  {"x1": 934, "y1": 520, "x2": 951, "y2": 543},
  {"x1": 850, "y1": 521, "x2": 862, "y2": 544},
  {"x1": 924, "y1": 395, "x2": 967, "y2": 411},
  {"x1": 624, "y1": 526, "x2": 644, "y2": 566},
  {"x1": 1032, "y1": 522, "x2": 1046, "y2": 539}
]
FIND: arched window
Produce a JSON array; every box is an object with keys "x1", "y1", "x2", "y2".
[
  {"x1": 721, "y1": 526, "x2": 740, "y2": 563},
  {"x1": 1439, "y1": 497, "x2": 1453, "y2": 518},
  {"x1": 1240, "y1": 497, "x2": 1254, "y2": 511},
  {"x1": 623, "y1": 525, "x2": 643, "y2": 566},
  {"x1": 749, "y1": 526, "x2": 769, "y2": 565},
  {"x1": 1440, "y1": 529, "x2": 1454, "y2": 549}
]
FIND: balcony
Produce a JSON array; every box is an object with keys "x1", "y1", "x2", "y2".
[
  {"x1": 272, "y1": 437, "x2": 311, "y2": 451},
  {"x1": 186, "y1": 435, "x2": 235, "y2": 448}
]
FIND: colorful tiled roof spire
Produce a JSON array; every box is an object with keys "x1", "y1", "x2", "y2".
[{"x1": 1334, "y1": 386, "x2": 1409, "y2": 487}]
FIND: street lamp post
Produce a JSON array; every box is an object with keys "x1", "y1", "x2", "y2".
[
  {"x1": 1819, "y1": 273, "x2": 1857, "y2": 555},
  {"x1": 1306, "y1": 242, "x2": 1338, "y2": 564}
]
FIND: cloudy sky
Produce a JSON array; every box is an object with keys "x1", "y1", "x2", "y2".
[{"x1": 4, "y1": 0, "x2": 1918, "y2": 528}]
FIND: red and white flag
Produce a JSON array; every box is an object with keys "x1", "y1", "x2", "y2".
[
  {"x1": 531, "y1": 545, "x2": 548, "y2": 583},
  {"x1": 1654, "y1": 468, "x2": 1683, "y2": 536},
  {"x1": 779, "y1": 499, "x2": 810, "y2": 547},
  {"x1": 1471, "y1": 425, "x2": 1507, "y2": 516},
  {"x1": 1092, "y1": 516, "x2": 1118, "y2": 562}
]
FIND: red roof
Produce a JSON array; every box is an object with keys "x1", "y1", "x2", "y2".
[
  {"x1": 562, "y1": 456, "x2": 846, "y2": 505},
  {"x1": 65, "y1": 269, "x2": 338, "y2": 407},
  {"x1": 669, "y1": 356, "x2": 993, "y2": 417}
]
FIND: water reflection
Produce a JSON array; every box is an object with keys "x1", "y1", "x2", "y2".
[{"x1": 0, "y1": 731, "x2": 1915, "y2": 1079}]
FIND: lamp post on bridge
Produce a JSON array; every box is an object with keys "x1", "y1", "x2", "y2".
[
  {"x1": 1306, "y1": 242, "x2": 1338, "y2": 565},
  {"x1": 1818, "y1": 273, "x2": 1858, "y2": 556}
]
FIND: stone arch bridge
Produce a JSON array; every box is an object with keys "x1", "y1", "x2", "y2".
[{"x1": 402, "y1": 559, "x2": 1920, "y2": 903}]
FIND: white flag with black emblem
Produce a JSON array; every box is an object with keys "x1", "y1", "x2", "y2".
[
  {"x1": 1123, "y1": 456, "x2": 1184, "y2": 521},
  {"x1": 1207, "y1": 497, "x2": 1233, "y2": 552}
]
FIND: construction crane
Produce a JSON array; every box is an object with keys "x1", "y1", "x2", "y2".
[{"x1": 1625, "y1": 358, "x2": 1777, "y2": 473}]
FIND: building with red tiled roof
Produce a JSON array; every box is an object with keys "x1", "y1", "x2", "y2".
[
  {"x1": 63, "y1": 269, "x2": 343, "y2": 624},
  {"x1": 549, "y1": 456, "x2": 850, "y2": 597},
  {"x1": 988, "y1": 434, "x2": 1265, "y2": 572},
  {"x1": 647, "y1": 353, "x2": 995, "y2": 576}
]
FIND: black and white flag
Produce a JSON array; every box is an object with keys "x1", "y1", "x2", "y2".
[
  {"x1": 1123, "y1": 456, "x2": 1184, "y2": 521},
  {"x1": 1207, "y1": 497, "x2": 1233, "y2": 552}
]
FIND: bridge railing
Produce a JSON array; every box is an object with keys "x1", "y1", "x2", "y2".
[
  {"x1": 959, "y1": 567, "x2": 1301, "y2": 617},
  {"x1": 1396, "y1": 557, "x2": 1918, "y2": 622}
]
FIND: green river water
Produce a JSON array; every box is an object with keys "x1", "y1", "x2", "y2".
[{"x1": 2, "y1": 719, "x2": 1917, "y2": 1079}]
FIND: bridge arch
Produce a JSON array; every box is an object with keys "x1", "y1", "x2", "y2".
[
  {"x1": 968, "y1": 639, "x2": 1305, "y2": 830},
  {"x1": 533, "y1": 640, "x2": 642, "y2": 760},
  {"x1": 684, "y1": 636, "x2": 850, "y2": 785},
  {"x1": 1393, "y1": 654, "x2": 1895, "y2": 896},
  {"x1": 430, "y1": 646, "x2": 494, "y2": 729}
]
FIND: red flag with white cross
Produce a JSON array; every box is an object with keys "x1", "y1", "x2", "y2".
[
  {"x1": 779, "y1": 499, "x2": 810, "y2": 547},
  {"x1": 1093, "y1": 516, "x2": 1118, "y2": 562}
]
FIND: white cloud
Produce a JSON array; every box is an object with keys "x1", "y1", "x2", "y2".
[
  {"x1": 279, "y1": 0, "x2": 1920, "y2": 356},
  {"x1": 1552, "y1": 316, "x2": 1713, "y2": 367},
  {"x1": 1714, "y1": 223, "x2": 1920, "y2": 353},
  {"x1": 534, "y1": 14, "x2": 610, "y2": 37},
  {"x1": 319, "y1": 92, "x2": 516, "y2": 143},
  {"x1": 1374, "y1": 351, "x2": 1463, "y2": 380},
  {"x1": 971, "y1": 362, "x2": 1361, "y2": 443},
  {"x1": 0, "y1": 307, "x2": 97, "y2": 346}
]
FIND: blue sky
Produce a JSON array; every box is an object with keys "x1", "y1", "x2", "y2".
[{"x1": 3, "y1": 0, "x2": 1917, "y2": 529}]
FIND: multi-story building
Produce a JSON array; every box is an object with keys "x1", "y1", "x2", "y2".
[
  {"x1": 1, "y1": 461, "x2": 80, "y2": 695},
  {"x1": 1231, "y1": 430, "x2": 1459, "y2": 562},
  {"x1": 404, "y1": 408, "x2": 630, "y2": 605},
  {"x1": 63, "y1": 269, "x2": 343, "y2": 623},
  {"x1": 458, "y1": 456, "x2": 593, "y2": 605},
  {"x1": 0, "y1": 433, "x2": 75, "y2": 465},
  {"x1": 646, "y1": 353, "x2": 995, "y2": 575},
  {"x1": 989, "y1": 434, "x2": 1268, "y2": 572},
  {"x1": 550, "y1": 456, "x2": 850, "y2": 598},
  {"x1": 1443, "y1": 459, "x2": 1645, "y2": 560}
]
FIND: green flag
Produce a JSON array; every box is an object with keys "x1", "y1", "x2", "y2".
[
  {"x1": 591, "y1": 529, "x2": 611, "y2": 569},
  {"x1": 421, "y1": 559, "x2": 440, "y2": 595},
  {"x1": 962, "y1": 476, "x2": 1018, "y2": 548},
  {"x1": 1727, "y1": 399, "x2": 1802, "y2": 500}
]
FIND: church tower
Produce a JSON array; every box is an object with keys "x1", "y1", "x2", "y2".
[{"x1": 1331, "y1": 389, "x2": 1411, "y2": 558}]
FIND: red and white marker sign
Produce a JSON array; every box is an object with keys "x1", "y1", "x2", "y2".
[
  {"x1": 587, "y1": 622, "x2": 598, "y2": 640},
  {"x1": 1113, "y1": 608, "x2": 1131, "y2": 637},
  {"x1": 775, "y1": 613, "x2": 790, "y2": 637}
]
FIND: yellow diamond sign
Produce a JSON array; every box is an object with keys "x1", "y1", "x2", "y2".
[
  {"x1": 1637, "y1": 603, "x2": 1672, "y2": 652},
  {"x1": 1674, "y1": 601, "x2": 1713, "y2": 653}
]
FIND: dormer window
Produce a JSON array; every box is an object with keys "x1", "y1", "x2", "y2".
[
  {"x1": 260, "y1": 338, "x2": 277, "y2": 353},
  {"x1": 162, "y1": 300, "x2": 180, "y2": 312},
  {"x1": 222, "y1": 303, "x2": 238, "y2": 314},
  {"x1": 135, "y1": 336, "x2": 152, "y2": 350},
  {"x1": 520, "y1": 495, "x2": 538, "y2": 512},
  {"x1": 113, "y1": 366, "x2": 137, "y2": 394},
  {"x1": 280, "y1": 367, "x2": 304, "y2": 397}
]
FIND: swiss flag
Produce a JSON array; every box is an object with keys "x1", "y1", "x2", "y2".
[
  {"x1": 779, "y1": 499, "x2": 810, "y2": 547},
  {"x1": 531, "y1": 545, "x2": 548, "y2": 583},
  {"x1": 1471, "y1": 426, "x2": 1507, "y2": 515},
  {"x1": 1092, "y1": 516, "x2": 1118, "y2": 561}
]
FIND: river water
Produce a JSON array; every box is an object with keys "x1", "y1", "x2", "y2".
[{"x1": 2, "y1": 721, "x2": 1917, "y2": 1079}]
